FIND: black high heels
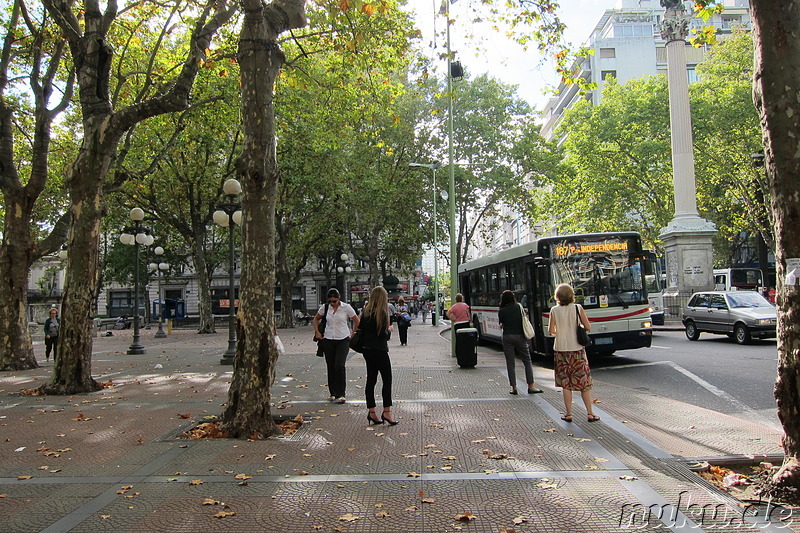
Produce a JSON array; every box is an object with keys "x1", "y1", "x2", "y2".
[
  {"x1": 367, "y1": 413, "x2": 384, "y2": 425},
  {"x1": 381, "y1": 412, "x2": 399, "y2": 426}
]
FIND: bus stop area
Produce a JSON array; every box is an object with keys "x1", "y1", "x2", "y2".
[{"x1": 0, "y1": 318, "x2": 790, "y2": 532}]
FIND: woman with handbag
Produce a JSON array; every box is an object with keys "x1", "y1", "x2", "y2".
[
  {"x1": 394, "y1": 296, "x2": 412, "y2": 346},
  {"x1": 498, "y1": 290, "x2": 543, "y2": 395},
  {"x1": 353, "y1": 287, "x2": 398, "y2": 425},
  {"x1": 314, "y1": 288, "x2": 359, "y2": 404},
  {"x1": 548, "y1": 283, "x2": 600, "y2": 423}
]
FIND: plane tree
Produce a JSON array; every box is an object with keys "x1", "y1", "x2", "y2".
[
  {"x1": 0, "y1": 1, "x2": 75, "y2": 370},
  {"x1": 37, "y1": 0, "x2": 235, "y2": 394}
]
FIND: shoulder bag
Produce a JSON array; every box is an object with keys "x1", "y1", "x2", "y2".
[
  {"x1": 519, "y1": 303, "x2": 535, "y2": 340},
  {"x1": 314, "y1": 303, "x2": 329, "y2": 357},
  {"x1": 349, "y1": 329, "x2": 365, "y2": 353},
  {"x1": 575, "y1": 306, "x2": 592, "y2": 346}
]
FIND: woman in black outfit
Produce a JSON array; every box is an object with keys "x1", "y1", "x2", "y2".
[
  {"x1": 497, "y1": 290, "x2": 543, "y2": 395},
  {"x1": 354, "y1": 286, "x2": 399, "y2": 425}
]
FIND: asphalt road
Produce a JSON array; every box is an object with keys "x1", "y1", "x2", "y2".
[
  {"x1": 475, "y1": 329, "x2": 782, "y2": 431},
  {"x1": 584, "y1": 330, "x2": 782, "y2": 431}
]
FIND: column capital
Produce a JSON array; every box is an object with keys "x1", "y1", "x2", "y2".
[{"x1": 660, "y1": 10, "x2": 690, "y2": 42}]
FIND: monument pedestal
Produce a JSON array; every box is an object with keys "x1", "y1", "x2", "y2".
[{"x1": 660, "y1": 215, "x2": 716, "y2": 318}]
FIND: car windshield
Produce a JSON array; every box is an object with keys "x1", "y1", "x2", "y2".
[{"x1": 725, "y1": 292, "x2": 772, "y2": 308}]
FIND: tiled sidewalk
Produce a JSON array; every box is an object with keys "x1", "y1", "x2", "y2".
[{"x1": 0, "y1": 320, "x2": 791, "y2": 532}]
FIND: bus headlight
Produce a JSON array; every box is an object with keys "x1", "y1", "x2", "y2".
[{"x1": 641, "y1": 320, "x2": 652, "y2": 329}]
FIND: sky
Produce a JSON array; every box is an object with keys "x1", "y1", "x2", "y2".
[{"x1": 407, "y1": 0, "x2": 620, "y2": 110}]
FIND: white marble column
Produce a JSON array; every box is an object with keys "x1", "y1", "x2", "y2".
[{"x1": 658, "y1": 3, "x2": 716, "y2": 313}]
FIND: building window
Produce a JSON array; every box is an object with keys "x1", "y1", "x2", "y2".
[
  {"x1": 601, "y1": 70, "x2": 617, "y2": 80},
  {"x1": 599, "y1": 47, "x2": 616, "y2": 58},
  {"x1": 614, "y1": 24, "x2": 653, "y2": 38}
]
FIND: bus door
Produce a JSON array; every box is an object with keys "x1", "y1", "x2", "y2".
[{"x1": 526, "y1": 260, "x2": 552, "y2": 355}]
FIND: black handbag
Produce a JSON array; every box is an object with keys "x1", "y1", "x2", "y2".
[
  {"x1": 314, "y1": 303, "x2": 329, "y2": 342},
  {"x1": 576, "y1": 306, "x2": 592, "y2": 346},
  {"x1": 349, "y1": 329, "x2": 365, "y2": 353}
]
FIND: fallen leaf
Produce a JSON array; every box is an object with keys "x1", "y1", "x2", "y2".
[
  {"x1": 17, "y1": 476, "x2": 32, "y2": 480},
  {"x1": 338, "y1": 513, "x2": 360, "y2": 522},
  {"x1": 234, "y1": 473, "x2": 251, "y2": 480},
  {"x1": 619, "y1": 475, "x2": 638, "y2": 481},
  {"x1": 375, "y1": 511, "x2": 390, "y2": 518},
  {"x1": 405, "y1": 505, "x2": 418, "y2": 511},
  {"x1": 213, "y1": 510, "x2": 236, "y2": 518},
  {"x1": 178, "y1": 414, "x2": 191, "y2": 419},
  {"x1": 100, "y1": 515, "x2": 111, "y2": 519},
  {"x1": 189, "y1": 479, "x2": 203, "y2": 485},
  {"x1": 421, "y1": 497, "x2": 435, "y2": 503},
  {"x1": 407, "y1": 472, "x2": 421, "y2": 478},
  {"x1": 453, "y1": 511, "x2": 476, "y2": 521},
  {"x1": 513, "y1": 516, "x2": 527, "y2": 524},
  {"x1": 537, "y1": 481, "x2": 558, "y2": 489},
  {"x1": 202, "y1": 498, "x2": 221, "y2": 505},
  {"x1": 264, "y1": 454, "x2": 276, "y2": 460}
]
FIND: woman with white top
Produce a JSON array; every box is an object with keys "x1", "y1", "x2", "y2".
[
  {"x1": 314, "y1": 288, "x2": 359, "y2": 404},
  {"x1": 548, "y1": 283, "x2": 600, "y2": 423}
]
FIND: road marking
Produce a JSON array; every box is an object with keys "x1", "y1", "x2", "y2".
[{"x1": 599, "y1": 361, "x2": 781, "y2": 431}]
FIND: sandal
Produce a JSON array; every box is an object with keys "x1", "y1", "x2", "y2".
[
  {"x1": 587, "y1": 414, "x2": 601, "y2": 422},
  {"x1": 560, "y1": 414, "x2": 573, "y2": 422}
]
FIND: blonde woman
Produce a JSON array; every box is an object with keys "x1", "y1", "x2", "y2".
[
  {"x1": 354, "y1": 287, "x2": 398, "y2": 425},
  {"x1": 548, "y1": 284, "x2": 600, "y2": 422}
]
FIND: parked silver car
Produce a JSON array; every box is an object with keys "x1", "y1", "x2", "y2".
[{"x1": 682, "y1": 291, "x2": 776, "y2": 344}]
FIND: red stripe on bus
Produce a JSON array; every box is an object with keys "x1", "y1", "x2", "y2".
[{"x1": 472, "y1": 306, "x2": 650, "y2": 322}]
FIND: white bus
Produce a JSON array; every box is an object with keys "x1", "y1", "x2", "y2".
[
  {"x1": 645, "y1": 250, "x2": 664, "y2": 325},
  {"x1": 458, "y1": 232, "x2": 653, "y2": 357}
]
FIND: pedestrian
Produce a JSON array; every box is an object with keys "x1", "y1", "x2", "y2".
[
  {"x1": 314, "y1": 288, "x2": 359, "y2": 404},
  {"x1": 498, "y1": 290, "x2": 543, "y2": 395},
  {"x1": 548, "y1": 283, "x2": 600, "y2": 422},
  {"x1": 394, "y1": 296, "x2": 411, "y2": 346},
  {"x1": 44, "y1": 307, "x2": 60, "y2": 362},
  {"x1": 421, "y1": 302, "x2": 429, "y2": 323},
  {"x1": 353, "y1": 286, "x2": 398, "y2": 425},
  {"x1": 446, "y1": 293, "x2": 471, "y2": 333}
]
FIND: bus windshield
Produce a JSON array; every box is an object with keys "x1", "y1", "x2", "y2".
[{"x1": 549, "y1": 239, "x2": 648, "y2": 308}]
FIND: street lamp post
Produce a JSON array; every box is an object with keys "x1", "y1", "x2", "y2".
[
  {"x1": 337, "y1": 253, "x2": 352, "y2": 302},
  {"x1": 119, "y1": 207, "x2": 153, "y2": 355},
  {"x1": 149, "y1": 247, "x2": 169, "y2": 339},
  {"x1": 410, "y1": 162, "x2": 442, "y2": 326},
  {"x1": 214, "y1": 178, "x2": 243, "y2": 365}
]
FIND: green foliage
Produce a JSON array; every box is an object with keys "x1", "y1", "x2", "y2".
[{"x1": 549, "y1": 30, "x2": 767, "y2": 266}]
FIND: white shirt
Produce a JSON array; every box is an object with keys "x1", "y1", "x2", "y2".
[
  {"x1": 317, "y1": 302, "x2": 357, "y2": 340},
  {"x1": 550, "y1": 303, "x2": 584, "y2": 352}
]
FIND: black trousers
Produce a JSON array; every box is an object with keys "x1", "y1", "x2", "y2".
[
  {"x1": 45, "y1": 336, "x2": 59, "y2": 360},
  {"x1": 323, "y1": 338, "x2": 350, "y2": 398},
  {"x1": 398, "y1": 325, "x2": 409, "y2": 345},
  {"x1": 363, "y1": 349, "x2": 393, "y2": 409}
]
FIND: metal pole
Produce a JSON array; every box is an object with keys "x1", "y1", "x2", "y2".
[
  {"x1": 446, "y1": 1, "x2": 458, "y2": 357},
  {"x1": 221, "y1": 221, "x2": 237, "y2": 365},
  {"x1": 127, "y1": 220, "x2": 145, "y2": 355},
  {"x1": 433, "y1": 167, "x2": 439, "y2": 327},
  {"x1": 154, "y1": 268, "x2": 166, "y2": 338}
]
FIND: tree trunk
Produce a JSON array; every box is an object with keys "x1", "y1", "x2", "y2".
[
  {"x1": 40, "y1": 158, "x2": 105, "y2": 395},
  {"x1": 220, "y1": 0, "x2": 306, "y2": 438},
  {"x1": 751, "y1": 0, "x2": 800, "y2": 486},
  {"x1": 0, "y1": 193, "x2": 38, "y2": 370},
  {"x1": 278, "y1": 270, "x2": 296, "y2": 329},
  {"x1": 192, "y1": 237, "x2": 216, "y2": 334}
]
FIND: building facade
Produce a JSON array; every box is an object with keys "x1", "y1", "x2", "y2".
[{"x1": 540, "y1": 0, "x2": 751, "y2": 142}]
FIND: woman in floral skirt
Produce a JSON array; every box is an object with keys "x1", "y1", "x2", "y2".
[{"x1": 548, "y1": 284, "x2": 600, "y2": 423}]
